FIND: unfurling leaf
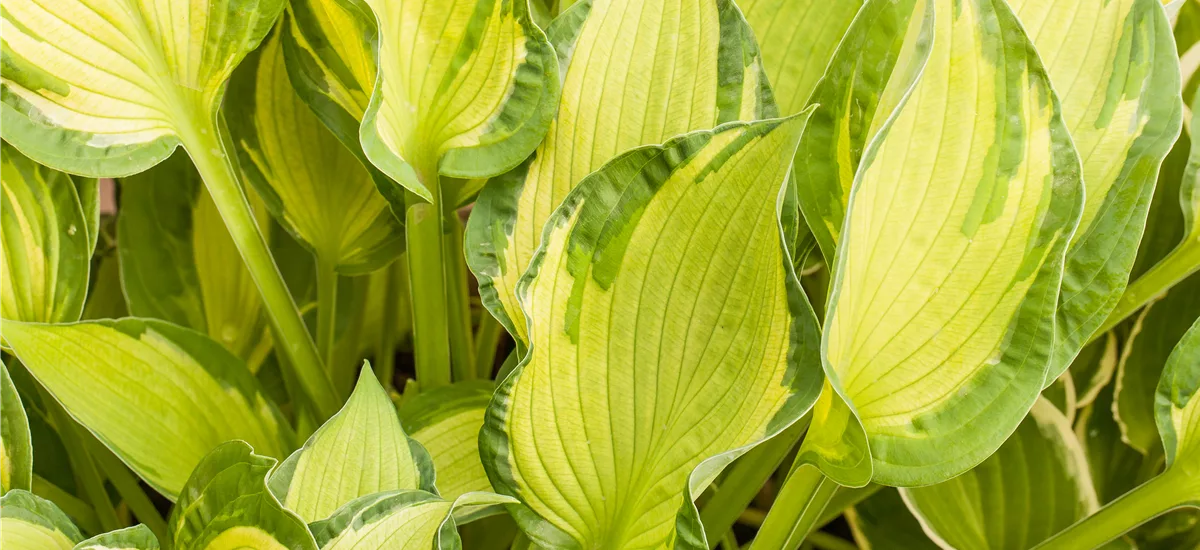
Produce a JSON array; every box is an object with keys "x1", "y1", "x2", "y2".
[
  {"x1": 310, "y1": 490, "x2": 517, "y2": 549},
  {"x1": 481, "y1": 117, "x2": 822, "y2": 549},
  {"x1": 900, "y1": 399, "x2": 1101, "y2": 549},
  {"x1": 0, "y1": 489, "x2": 82, "y2": 550},
  {"x1": 2, "y1": 319, "x2": 292, "y2": 499},
  {"x1": 118, "y1": 152, "x2": 269, "y2": 363},
  {"x1": 1155, "y1": 316, "x2": 1200, "y2": 500},
  {"x1": 800, "y1": 0, "x2": 1084, "y2": 487},
  {"x1": 269, "y1": 368, "x2": 433, "y2": 523},
  {"x1": 1, "y1": 143, "x2": 96, "y2": 330},
  {"x1": 228, "y1": 29, "x2": 403, "y2": 274},
  {"x1": 169, "y1": 441, "x2": 316, "y2": 550},
  {"x1": 399, "y1": 380, "x2": 495, "y2": 500},
  {"x1": 467, "y1": 0, "x2": 777, "y2": 342},
  {"x1": 1, "y1": 361, "x2": 32, "y2": 494}
]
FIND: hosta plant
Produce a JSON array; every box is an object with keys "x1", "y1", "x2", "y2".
[{"x1": 2, "y1": 0, "x2": 1200, "y2": 549}]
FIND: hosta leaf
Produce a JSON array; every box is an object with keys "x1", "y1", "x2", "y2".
[
  {"x1": 0, "y1": 0, "x2": 284, "y2": 176},
  {"x1": 311, "y1": 490, "x2": 516, "y2": 549},
  {"x1": 1008, "y1": 0, "x2": 1184, "y2": 384},
  {"x1": 0, "y1": 489, "x2": 82, "y2": 550},
  {"x1": 2, "y1": 319, "x2": 292, "y2": 500},
  {"x1": 1078, "y1": 384, "x2": 1147, "y2": 504},
  {"x1": 791, "y1": 0, "x2": 935, "y2": 263},
  {"x1": 1043, "y1": 372, "x2": 1078, "y2": 424},
  {"x1": 1, "y1": 361, "x2": 32, "y2": 493},
  {"x1": 467, "y1": 0, "x2": 777, "y2": 341},
  {"x1": 805, "y1": 0, "x2": 1084, "y2": 486},
  {"x1": 169, "y1": 441, "x2": 316, "y2": 550},
  {"x1": 899, "y1": 399, "x2": 1100, "y2": 549},
  {"x1": 1069, "y1": 332, "x2": 1120, "y2": 409},
  {"x1": 227, "y1": 29, "x2": 403, "y2": 274},
  {"x1": 356, "y1": 0, "x2": 558, "y2": 203},
  {"x1": 399, "y1": 380, "x2": 495, "y2": 500},
  {"x1": 118, "y1": 152, "x2": 269, "y2": 362},
  {"x1": 481, "y1": 118, "x2": 822, "y2": 549},
  {"x1": 0, "y1": 143, "x2": 94, "y2": 328},
  {"x1": 1155, "y1": 315, "x2": 1200, "y2": 495},
  {"x1": 845, "y1": 488, "x2": 938, "y2": 550},
  {"x1": 1116, "y1": 276, "x2": 1200, "y2": 454},
  {"x1": 738, "y1": 0, "x2": 863, "y2": 115},
  {"x1": 269, "y1": 368, "x2": 434, "y2": 523},
  {"x1": 74, "y1": 525, "x2": 160, "y2": 550}
]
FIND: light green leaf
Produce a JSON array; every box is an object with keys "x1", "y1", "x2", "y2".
[
  {"x1": 803, "y1": 0, "x2": 1084, "y2": 487},
  {"x1": 845, "y1": 488, "x2": 938, "y2": 550},
  {"x1": 169, "y1": 441, "x2": 316, "y2": 550},
  {"x1": 0, "y1": 143, "x2": 93, "y2": 328},
  {"x1": 467, "y1": 0, "x2": 777, "y2": 342},
  {"x1": 356, "y1": 0, "x2": 559, "y2": 203},
  {"x1": 269, "y1": 368, "x2": 433, "y2": 523},
  {"x1": 73, "y1": 525, "x2": 160, "y2": 550},
  {"x1": 738, "y1": 0, "x2": 863, "y2": 115},
  {"x1": 1116, "y1": 276, "x2": 1200, "y2": 455},
  {"x1": 791, "y1": 0, "x2": 935, "y2": 264},
  {"x1": 1155, "y1": 315, "x2": 1200, "y2": 497},
  {"x1": 1, "y1": 361, "x2": 32, "y2": 493},
  {"x1": 399, "y1": 380, "x2": 494, "y2": 500},
  {"x1": 0, "y1": 489, "x2": 82, "y2": 550},
  {"x1": 899, "y1": 399, "x2": 1100, "y2": 549},
  {"x1": 228, "y1": 28, "x2": 403, "y2": 274},
  {"x1": 1069, "y1": 332, "x2": 1120, "y2": 409},
  {"x1": 310, "y1": 490, "x2": 517, "y2": 550},
  {"x1": 0, "y1": 0, "x2": 284, "y2": 176},
  {"x1": 1008, "y1": 0, "x2": 1184, "y2": 384},
  {"x1": 118, "y1": 151, "x2": 270, "y2": 363},
  {"x1": 481, "y1": 117, "x2": 822, "y2": 549},
  {"x1": 2, "y1": 319, "x2": 292, "y2": 500}
]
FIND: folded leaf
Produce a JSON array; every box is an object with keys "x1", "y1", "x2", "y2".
[
  {"x1": 738, "y1": 0, "x2": 863, "y2": 115},
  {"x1": 1009, "y1": 0, "x2": 1184, "y2": 384},
  {"x1": 0, "y1": 489, "x2": 82, "y2": 550},
  {"x1": 2, "y1": 319, "x2": 291, "y2": 500},
  {"x1": 481, "y1": 117, "x2": 822, "y2": 549},
  {"x1": 228, "y1": 29, "x2": 403, "y2": 275},
  {"x1": 791, "y1": 0, "x2": 935, "y2": 264},
  {"x1": 467, "y1": 0, "x2": 777, "y2": 341},
  {"x1": 169, "y1": 441, "x2": 316, "y2": 550},
  {"x1": 310, "y1": 490, "x2": 517, "y2": 549},
  {"x1": 900, "y1": 399, "x2": 1100, "y2": 549},
  {"x1": 1116, "y1": 276, "x2": 1200, "y2": 454},
  {"x1": 118, "y1": 152, "x2": 269, "y2": 363},
  {"x1": 73, "y1": 525, "x2": 160, "y2": 550},
  {"x1": 0, "y1": 144, "x2": 94, "y2": 328},
  {"x1": 356, "y1": 0, "x2": 558, "y2": 203},
  {"x1": 806, "y1": 0, "x2": 1084, "y2": 486},
  {"x1": 1155, "y1": 316, "x2": 1200, "y2": 494},
  {"x1": 845, "y1": 488, "x2": 938, "y2": 550},
  {"x1": 399, "y1": 380, "x2": 495, "y2": 500},
  {"x1": 1, "y1": 361, "x2": 32, "y2": 493},
  {"x1": 270, "y1": 368, "x2": 433, "y2": 523},
  {"x1": 0, "y1": 0, "x2": 284, "y2": 176}
]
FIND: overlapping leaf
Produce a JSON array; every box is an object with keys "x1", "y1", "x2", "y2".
[
  {"x1": 1008, "y1": 0, "x2": 1184, "y2": 383},
  {"x1": 899, "y1": 399, "x2": 1100, "y2": 549},
  {"x1": 1, "y1": 361, "x2": 32, "y2": 494},
  {"x1": 269, "y1": 368, "x2": 433, "y2": 523},
  {"x1": 2, "y1": 319, "x2": 291, "y2": 499},
  {"x1": 228, "y1": 29, "x2": 403, "y2": 274},
  {"x1": 0, "y1": 143, "x2": 96, "y2": 329},
  {"x1": 1155, "y1": 316, "x2": 1200, "y2": 502},
  {"x1": 310, "y1": 490, "x2": 516, "y2": 549},
  {"x1": 0, "y1": 0, "x2": 284, "y2": 175},
  {"x1": 481, "y1": 118, "x2": 822, "y2": 549},
  {"x1": 846, "y1": 489, "x2": 938, "y2": 550},
  {"x1": 800, "y1": 0, "x2": 1084, "y2": 487},
  {"x1": 399, "y1": 380, "x2": 495, "y2": 500},
  {"x1": 0, "y1": 489, "x2": 82, "y2": 550},
  {"x1": 169, "y1": 441, "x2": 316, "y2": 550},
  {"x1": 467, "y1": 0, "x2": 778, "y2": 341},
  {"x1": 118, "y1": 152, "x2": 269, "y2": 363},
  {"x1": 74, "y1": 525, "x2": 160, "y2": 550}
]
